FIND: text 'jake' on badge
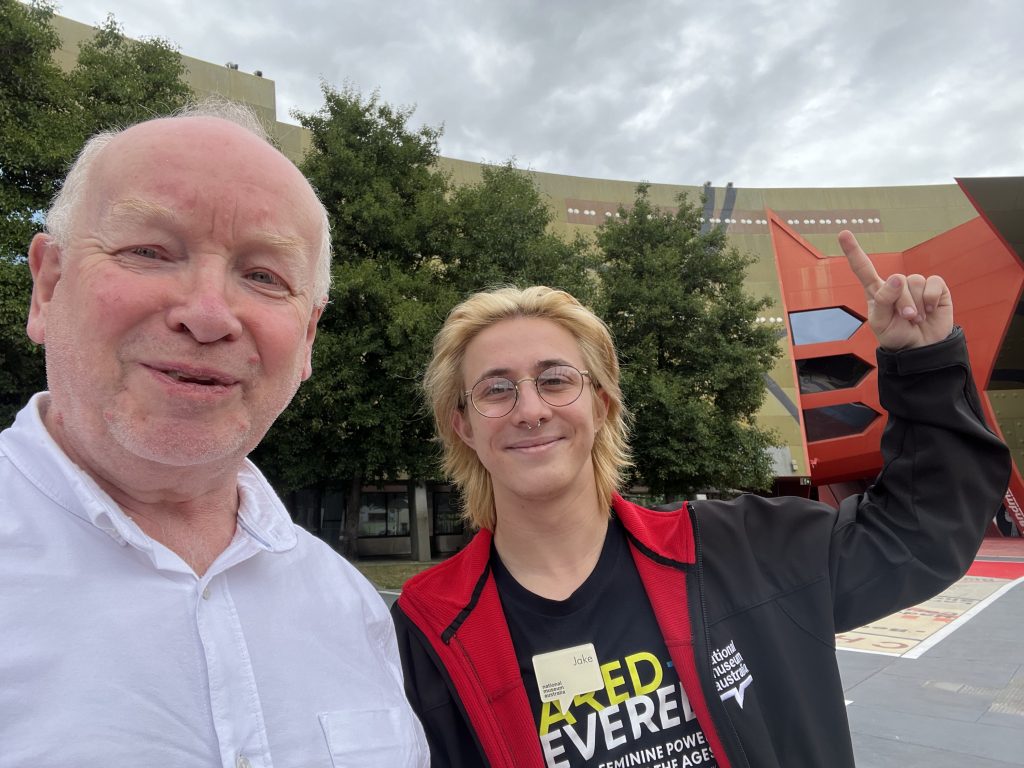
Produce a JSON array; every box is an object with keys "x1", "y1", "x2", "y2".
[{"x1": 532, "y1": 643, "x2": 603, "y2": 714}]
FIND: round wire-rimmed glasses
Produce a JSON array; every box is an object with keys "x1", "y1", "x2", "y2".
[{"x1": 464, "y1": 365, "x2": 592, "y2": 418}]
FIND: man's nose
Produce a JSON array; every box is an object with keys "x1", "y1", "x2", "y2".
[
  {"x1": 513, "y1": 379, "x2": 552, "y2": 420},
  {"x1": 165, "y1": 263, "x2": 244, "y2": 343}
]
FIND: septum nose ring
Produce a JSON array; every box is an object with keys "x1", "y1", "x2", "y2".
[{"x1": 526, "y1": 420, "x2": 542, "y2": 430}]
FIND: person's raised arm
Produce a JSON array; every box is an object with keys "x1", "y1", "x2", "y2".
[{"x1": 827, "y1": 232, "x2": 1010, "y2": 630}]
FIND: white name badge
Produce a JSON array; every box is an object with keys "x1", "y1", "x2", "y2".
[{"x1": 532, "y1": 642, "x2": 603, "y2": 714}]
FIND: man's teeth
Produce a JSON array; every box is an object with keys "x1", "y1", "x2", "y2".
[{"x1": 168, "y1": 371, "x2": 216, "y2": 384}]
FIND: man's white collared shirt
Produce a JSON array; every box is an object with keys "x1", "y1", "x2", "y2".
[{"x1": 0, "y1": 394, "x2": 428, "y2": 767}]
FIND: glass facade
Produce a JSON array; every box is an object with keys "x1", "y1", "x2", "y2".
[
  {"x1": 789, "y1": 308, "x2": 863, "y2": 345},
  {"x1": 357, "y1": 491, "x2": 410, "y2": 537},
  {"x1": 432, "y1": 491, "x2": 465, "y2": 536}
]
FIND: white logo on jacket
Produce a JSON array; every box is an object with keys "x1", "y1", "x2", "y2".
[{"x1": 710, "y1": 639, "x2": 753, "y2": 709}]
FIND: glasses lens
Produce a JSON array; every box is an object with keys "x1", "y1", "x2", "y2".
[
  {"x1": 471, "y1": 377, "x2": 517, "y2": 416},
  {"x1": 536, "y1": 366, "x2": 584, "y2": 406}
]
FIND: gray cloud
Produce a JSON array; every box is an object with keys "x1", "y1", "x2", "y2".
[{"x1": 55, "y1": 0, "x2": 1024, "y2": 186}]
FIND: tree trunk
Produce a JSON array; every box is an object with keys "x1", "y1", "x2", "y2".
[
  {"x1": 293, "y1": 486, "x2": 323, "y2": 534},
  {"x1": 309, "y1": 482, "x2": 325, "y2": 538},
  {"x1": 340, "y1": 476, "x2": 362, "y2": 561}
]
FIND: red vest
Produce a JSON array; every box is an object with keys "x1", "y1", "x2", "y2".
[{"x1": 397, "y1": 493, "x2": 734, "y2": 768}]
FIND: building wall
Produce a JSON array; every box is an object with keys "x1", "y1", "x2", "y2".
[{"x1": 52, "y1": 14, "x2": 1023, "y2": 536}]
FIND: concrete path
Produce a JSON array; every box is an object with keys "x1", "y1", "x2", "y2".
[{"x1": 841, "y1": 538, "x2": 1024, "y2": 767}]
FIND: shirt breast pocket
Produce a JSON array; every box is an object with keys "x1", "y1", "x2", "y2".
[{"x1": 318, "y1": 707, "x2": 425, "y2": 768}]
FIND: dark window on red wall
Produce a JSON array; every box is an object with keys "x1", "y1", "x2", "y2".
[
  {"x1": 797, "y1": 354, "x2": 873, "y2": 393},
  {"x1": 803, "y1": 402, "x2": 880, "y2": 442}
]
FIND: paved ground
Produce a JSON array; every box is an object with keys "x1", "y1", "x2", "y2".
[
  {"x1": 380, "y1": 538, "x2": 1024, "y2": 766},
  {"x1": 840, "y1": 538, "x2": 1024, "y2": 767}
]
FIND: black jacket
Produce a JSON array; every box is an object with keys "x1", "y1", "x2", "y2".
[{"x1": 394, "y1": 329, "x2": 1011, "y2": 767}]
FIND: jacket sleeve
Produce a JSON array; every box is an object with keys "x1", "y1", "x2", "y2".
[
  {"x1": 391, "y1": 601, "x2": 490, "y2": 767},
  {"x1": 829, "y1": 327, "x2": 1011, "y2": 632}
]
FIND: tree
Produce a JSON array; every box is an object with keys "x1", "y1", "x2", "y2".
[
  {"x1": 255, "y1": 84, "x2": 455, "y2": 557},
  {"x1": 69, "y1": 15, "x2": 191, "y2": 137},
  {"x1": 256, "y1": 89, "x2": 609, "y2": 554},
  {"x1": 446, "y1": 162, "x2": 599, "y2": 303},
  {"x1": 0, "y1": 0, "x2": 76, "y2": 259},
  {"x1": 596, "y1": 185, "x2": 781, "y2": 499},
  {"x1": 1, "y1": 6, "x2": 191, "y2": 260},
  {"x1": 0, "y1": 260, "x2": 43, "y2": 426}
]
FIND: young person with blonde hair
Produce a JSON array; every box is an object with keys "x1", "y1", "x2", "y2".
[{"x1": 392, "y1": 235, "x2": 1010, "y2": 768}]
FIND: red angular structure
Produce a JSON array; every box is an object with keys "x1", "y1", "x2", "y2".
[{"x1": 768, "y1": 180, "x2": 1024, "y2": 534}]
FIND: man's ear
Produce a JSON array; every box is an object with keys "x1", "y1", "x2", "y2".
[
  {"x1": 300, "y1": 303, "x2": 324, "y2": 381},
  {"x1": 451, "y1": 407, "x2": 476, "y2": 449},
  {"x1": 26, "y1": 234, "x2": 63, "y2": 345}
]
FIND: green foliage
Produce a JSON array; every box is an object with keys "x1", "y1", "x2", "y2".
[
  {"x1": 0, "y1": 0, "x2": 76, "y2": 259},
  {"x1": 258, "y1": 88, "x2": 614, "y2": 551},
  {"x1": 69, "y1": 15, "x2": 191, "y2": 136},
  {"x1": 256, "y1": 85, "x2": 454, "y2": 515},
  {"x1": 0, "y1": 4, "x2": 192, "y2": 260},
  {"x1": 597, "y1": 185, "x2": 781, "y2": 498},
  {"x1": 296, "y1": 83, "x2": 450, "y2": 265},
  {"x1": 0, "y1": 260, "x2": 43, "y2": 427},
  {"x1": 257, "y1": 258, "x2": 452, "y2": 491},
  {"x1": 446, "y1": 162, "x2": 600, "y2": 303}
]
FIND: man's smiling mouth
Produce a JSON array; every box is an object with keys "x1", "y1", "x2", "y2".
[{"x1": 149, "y1": 364, "x2": 239, "y2": 387}]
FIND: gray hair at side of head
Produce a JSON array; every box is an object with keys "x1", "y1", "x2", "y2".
[{"x1": 43, "y1": 97, "x2": 333, "y2": 306}]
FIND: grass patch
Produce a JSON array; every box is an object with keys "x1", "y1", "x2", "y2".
[{"x1": 353, "y1": 561, "x2": 437, "y2": 590}]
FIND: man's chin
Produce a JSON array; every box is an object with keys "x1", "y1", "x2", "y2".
[{"x1": 108, "y1": 420, "x2": 257, "y2": 469}]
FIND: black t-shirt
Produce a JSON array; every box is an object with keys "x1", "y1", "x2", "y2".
[{"x1": 493, "y1": 517, "x2": 719, "y2": 768}]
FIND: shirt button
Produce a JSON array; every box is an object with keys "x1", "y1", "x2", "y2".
[
  {"x1": 202, "y1": 586, "x2": 211, "y2": 600},
  {"x1": 236, "y1": 756, "x2": 251, "y2": 768}
]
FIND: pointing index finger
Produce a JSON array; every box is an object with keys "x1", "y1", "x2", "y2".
[{"x1": 838, "y1": 229, "x2": 883, "y2": 295}]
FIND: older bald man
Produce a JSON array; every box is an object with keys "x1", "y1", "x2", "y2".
[{"x1": 0, "y1": 103, "x2": 428, "y2": 767}]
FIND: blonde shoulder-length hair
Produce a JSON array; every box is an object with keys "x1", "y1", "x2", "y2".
[{"x1": 423, "y1": 286, "x2": 631, "y2": 531}]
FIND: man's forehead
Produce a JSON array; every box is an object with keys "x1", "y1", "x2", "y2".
[
  {"x1": 117, "y1": 115, "x2": 262, "y2": 147},
  {"x1": 88, "y1": 119, "x2": 321, "y2": 229},
  {"x1": 100, "y1": 198, "x2": 309, "y2": 250},
  {"x1": 103, "y1": 117, "x2": 290, "y2": 178}
]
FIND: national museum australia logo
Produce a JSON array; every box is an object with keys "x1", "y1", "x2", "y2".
[{"x1": 710, "y1": 639, "x2": 753, "y2": 709}]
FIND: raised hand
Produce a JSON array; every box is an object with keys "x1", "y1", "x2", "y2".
[{"x1": 838, "y1": 230, "x2": 953, "y2": 351}]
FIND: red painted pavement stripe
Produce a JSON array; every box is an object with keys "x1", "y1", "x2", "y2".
[{"x1": 967, "y1": 561, "x2": 1024, "y2": 579}]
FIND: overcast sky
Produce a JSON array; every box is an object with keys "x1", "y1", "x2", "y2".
[{"x1": 53, "y1": 0, "x2": 1024, "y2": 188}]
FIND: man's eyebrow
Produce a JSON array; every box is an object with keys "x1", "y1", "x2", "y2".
[
  {"x1": 104, "y1": 198, "x2": 180, "y2": 227},
  {"x1": 475, "y1": 359, "x2": 576, "y2": 380},
  {"x1": 476, "y1": 367, "x2": 512, "y2": 380},
  {"x1": 104, "y1": 199, "x2": 311, "y2": 260},
  {"x1": 537, "y1": 358, "x2": 574, "y2": 370},
  {"x1": 252, "y1": 231, "x2": 310, "y2": 261}
]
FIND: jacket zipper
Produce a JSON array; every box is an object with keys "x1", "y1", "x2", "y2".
[{"x1": 691, "y1": 502, "x2": 752, "y2": 768}]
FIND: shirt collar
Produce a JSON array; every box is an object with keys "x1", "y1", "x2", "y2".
[{"x1": 235, "y1": 459, "x2": 298, "y2": 553}]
